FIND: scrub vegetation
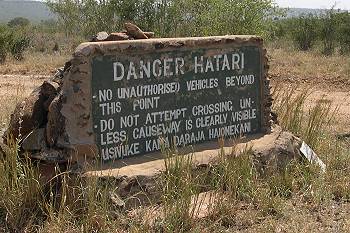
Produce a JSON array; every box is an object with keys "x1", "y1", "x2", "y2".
[
  {"x1": 271, "y1": 8, "x2": 350, "y2": 55},
  {"x1": 1, "y1": 0, "x2": 350, "y2": 232}
]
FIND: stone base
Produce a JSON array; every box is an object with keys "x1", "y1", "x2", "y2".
[
  {"x1": 86, "y1": 125, "x2": 301, "y2": 178},
  {"x1": 84, "y1": 125, "x2": 302, "y2": 209}
]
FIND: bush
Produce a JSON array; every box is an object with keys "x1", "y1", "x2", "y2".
[
  {"x1": 9, "y1": 35, "x2": 30, "y2": 61},
  {"x1": 0, "y1": 35, "x2": 8, "y2": 64},
  {"x1": 7, "y1": 17, "x2": 30, "y2": 28},
  {"x1": 320, "y1": 8, "x2": 337, "y2": 55},
  {"x1": 336, "y1": 12, "x2": 350, "y2": 54},
  {"x1": 270, "y1": 10, "x2": 350, "y2": 54},
  {"x1": 268, "y1": 18, "x2": 291, "y2": 40},
  {"x1": 0, "y1": 26, "x2": 13, "y2": 63},
  {"x1": 290, "y1": 14, "x2": 318, "y2": 51},
  {"x1": 0, "y1": 26, "x2": 30, "y2": 63}
]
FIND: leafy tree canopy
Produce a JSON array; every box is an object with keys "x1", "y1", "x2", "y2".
[
  {"x1": 7, "y1": 17, "x2": 30, "y2": 28},
  {"x1": 47, "y1": 0, "x2": 281, "y2": 38}
]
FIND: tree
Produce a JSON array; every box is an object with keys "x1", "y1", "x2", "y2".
[
  {"x1": 46, "y1": 0, "x2": 281, "y2": 38},
  {"x1": 319, "y1": 8, "x2": 337, "y2": 55},
  {"x1": 47, "y1": 0, "x2": 159, "y2": 37},
  {"x1": 290, "y1": 14, "x2": 318, "y2": 51},
  {"x1": 7, "y1": 17, "x2": 30, "y2": 28},
  {"x1": 335, "y1": 12, "x2": 350, "y2": 54},
  {"x1": 0, "y1": 26, "x2": 10, "y2": 63}
]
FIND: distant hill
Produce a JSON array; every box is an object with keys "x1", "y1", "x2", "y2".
[
  {"x1": 0, "y1": 0, "x2": 55, "y2": 23},
  {"x1": 284, "y1": 8, "x2": 348, "y2": 18}
]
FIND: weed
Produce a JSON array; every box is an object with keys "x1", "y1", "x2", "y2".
[
  {"x1": 273, "y1": 86, "x2": 335, "y2": 148},
  {"x1": 210, "y1": 148, "x2": 257, "y2": 201},
  {"x1": 272, "y1": 85, "x2": 308, "y2": 135},
  {"x1": 158, "y1": 145, "x2": 198, "y2": 232}
]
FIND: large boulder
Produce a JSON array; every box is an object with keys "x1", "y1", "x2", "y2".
[
  {"x1": 2, "y1": 81, "x2": 59, "y2": 145},
  {"x1": 249, "y1": 128, "x2": 303, "y2": 174},
  {"x1": 46, "y1": 95, "x2": 65, "y2": 148},
  {"x1": 85, "y1": 125, "x2": 305, "y2": 209}
]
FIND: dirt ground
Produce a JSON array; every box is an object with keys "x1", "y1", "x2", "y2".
[
  {"x1": 302, "y1": 90, "x2": 350, "y2": 134},
  {"x1": 268, "y1": 47, "x2": 350, "y2": 92}
]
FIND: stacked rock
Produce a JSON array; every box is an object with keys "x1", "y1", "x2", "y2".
[{"x1": 90, "y1": 23, "x2": 155, "y2": 42}]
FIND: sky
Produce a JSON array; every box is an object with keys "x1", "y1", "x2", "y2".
[{"x1": 275, "y1": 0, "x2": 350, "y2": 9}]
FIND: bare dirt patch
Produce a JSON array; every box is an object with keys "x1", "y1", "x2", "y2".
[
  {"x1": 304, "y1": 90, "x2": 350, "y2": 134},
  {"x1": 268, "y1": 47, "x2": 350, "y2": 134}
]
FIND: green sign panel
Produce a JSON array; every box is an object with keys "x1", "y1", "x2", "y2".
[{"x1": 91, "y1": 46, "x2": 262, "y2": 161}]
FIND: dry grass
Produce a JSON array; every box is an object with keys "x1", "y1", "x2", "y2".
[
  {"x1": 268, "y1": 42, "x2": 350, "y2": 91},
  {"x1": 0, "y1": 52, "x2": 70, "y2": 75},
  {"x1": 0, "y1": 75, "x2": 43, "y2": 129},
  {"x1": 0, "y1": 31, "x2": 81, "y2": 76}
]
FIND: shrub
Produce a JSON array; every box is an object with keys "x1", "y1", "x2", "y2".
[
  {"x1": 336, "y1": 12, "x2": 350, "y2": 54},
  {"x1": 7, "y1": 17, "x2": 30, "y2": 28},
  {"x1": 0, "y1": 35, "x2": 8, "y2": 64},
  {"x1": 0, "y1": 26, "x2": 30, "y2": 62},
  {"x1": 269, "y1": 18, "x2": 291, "y2": 40},
  {"x1": 9, "y1": 35, "x2": 30, "y2": 61},
  {"x1": 272, "y1": 9, "x2": 350, "y2": 54},
  {"x1": 0, "y1": 26, "x2": 13, "y2": 63},
  {"x1": 320, "y1": 8, "x2": 337, "y2": 55},
  {"x1": 290, "y1": 14, "x2": 318, "y2": 51}
]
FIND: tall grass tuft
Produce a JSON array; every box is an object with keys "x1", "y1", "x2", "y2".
[
  {"x1": 0, "y1": 138, "x2": 126, "y2": 232},
  {"x1": 158, "y1": 144, "x2": 198, "y2": 232},
  {"x1": 272, "y1": 85, "x2": 350, "y2": 204},
  {"x1": 0, "y1": 139, "x2": 44, "y2": 231},
  {"x1": 303, "y1": 98, "x2": 334, "y2": 148},
  {"x1": 273, "y1": 86, "x2": 335, "y2": 148},
  {"x1": 272, "y1": 85, "x2": 308, "y2": 135},
  {"x1": 210, "y1": 147, "x2": 257, "y2": 201}
]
